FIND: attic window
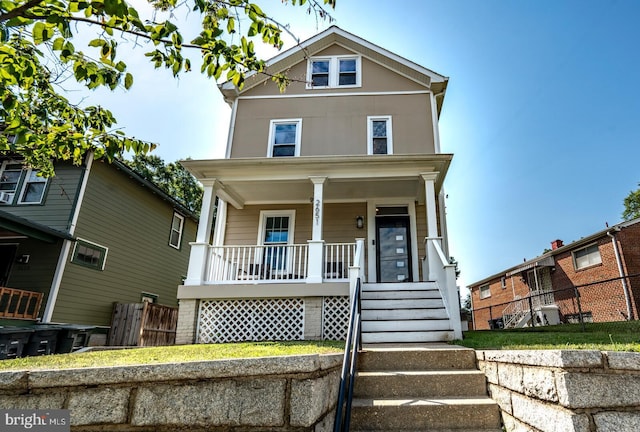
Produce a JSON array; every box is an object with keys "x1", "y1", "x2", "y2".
[{"x1": 307, "y1": 56, "x2": 361, "y2": 89}]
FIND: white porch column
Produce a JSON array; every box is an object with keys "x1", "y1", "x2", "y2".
[
  {"x1": 184, "y1": 180, "x2": 217, "y2": 286},
  {"x1": 421, "y1": 173, "x2": 439, "y2": 238},
  {"x1": 307, "y1": 176, "x2": 326, "y2": 283}
]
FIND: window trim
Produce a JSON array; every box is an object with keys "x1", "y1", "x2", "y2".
[
  {"x1": 267, "y1": 119, "x2": 302, "y2": 157},
  {"x1": 71, "y1": 238, "x2": 108, "y2": 271},
  {"x1": 169, "y1": 212, "x2": 185, "y2": 250},
  {"x1": 500, "y1": 276, "x2": 507, "y2": 289},
  {"x1": 572, "y1": 243, "x2": 602, "y2": 270},
  {"x1": 257, "y1": 210, "x2": 296, "y2": 275},
  {"x1": 17, "y1": 167, "x2": 48, "y2": 205},
  {"x1": 0, "y1": 160, "x2": 24, "y2": 205},
  {"x1": 479, "y1": 284, "x2": 491, "y2": 299},
  {"x1": 306, "y1": 55, "x2": 362, "y2": 89},
  {"x1": 367, "y1": 115, "x2": 393, "y2": 155}
]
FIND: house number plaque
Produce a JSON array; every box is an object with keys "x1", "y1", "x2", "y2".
[{"x1": 314, "y1": 200, "x2": 321, "y2": 225}]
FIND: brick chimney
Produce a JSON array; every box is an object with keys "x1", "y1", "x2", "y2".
[{"x1": 551, "y1": 239, "x2": 564, "y2": 250}]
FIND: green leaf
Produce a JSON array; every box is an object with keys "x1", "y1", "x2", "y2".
[
  {"x1": 52, "y1": 37, "x2": 64, "y2": 51},
  {"x1": 32, "y1": 22, "x2": 46, "y2": 44},
  {"x1": 124, "y1": 72, "x2": 133, "y2": 89}
]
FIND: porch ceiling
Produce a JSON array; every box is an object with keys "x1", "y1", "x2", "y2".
[{"x1": 181, "y1": 154, "x2": 452, "y2": 208}]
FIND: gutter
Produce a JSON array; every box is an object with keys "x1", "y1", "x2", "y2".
[{"x1": 607, "y1": 227, "x2": 633, "y2": 320}]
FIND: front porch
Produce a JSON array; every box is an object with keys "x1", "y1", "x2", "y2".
[{"x1": 176, "y1": 155, "x2": 462, "y2": 344}]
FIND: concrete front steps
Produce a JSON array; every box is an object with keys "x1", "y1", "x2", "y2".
[
  {"x1": 349, "y1": 345, "x2": 502, "y2": 431},
  {"x1": 361, "y1": 282, "x2": 455, "y2": 343}
]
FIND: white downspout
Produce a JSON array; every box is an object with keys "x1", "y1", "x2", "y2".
[
  {"x1": 607, "y1": 228, "x2": 633, "y2": 320},
  {"x1": 224, "y1": 98, "x2": 238, "y2": 159},
  {"x1": 42, "y1": 152, "x2": 94, "y2": 322}
]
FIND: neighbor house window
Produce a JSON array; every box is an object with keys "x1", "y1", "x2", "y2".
[
  {"x1": 479, "y1": 284, "x2": 491, "y2": 299},
  {"x1": 0, "y1": 161, "x2": 49, "y2": 205},
  {"x1": 368, "y1": 116, "x2": 393, "y2": 155},
  {"x1": 71, "y1": 239, "x2": 108, "y2": 270},
  {"x1": 500, "y1": 276, "x2": 507, "y2": 289},
  {"x1": 268, "y1": 119, "x2": 302, "y2": 157},
  {"x1": 573, "y1": 243, "x2": 601, "y2": 270},
  {"x1": 18, "y1": 168, "x2": 48, "y2": 204},
  {"x1": 169, "y1": 212, "x2": 185, "y2": 249},
  {"x1": 307, "y1": 56, "x2": 361, "y2": 89}
]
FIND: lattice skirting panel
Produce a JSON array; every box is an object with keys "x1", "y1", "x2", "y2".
[
  {"x1": 197, "y1": 298, "x2": 305, "y2": 343},
  {"x1": 322, "y1": 296, "x2": 349, "y2": 340}
]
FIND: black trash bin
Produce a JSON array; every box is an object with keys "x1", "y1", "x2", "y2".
[
  {"x1": 24, "y1": 325, "x2": 61, "y2": 356},
  {"x1": 0, "y1": 326, "x2": 34, "y2": 360},
  {"x1": 56, "y1": 324, "x2": 95, "y2": 353}
]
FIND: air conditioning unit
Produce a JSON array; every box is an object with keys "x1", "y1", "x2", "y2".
[{"x1": 0, "y1": 192, "x2": 13, "y2": 204}]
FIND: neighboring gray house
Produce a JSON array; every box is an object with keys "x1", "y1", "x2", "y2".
[{"x1": 0, "y1": 154, "x2": 197, "y2": 327}]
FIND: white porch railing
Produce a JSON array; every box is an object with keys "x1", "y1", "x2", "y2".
[
  {"x1": 205, "y1": 242, "x2": 356, "y2": 284},
  {"x1": 424, "y1": 237, "x2": 462, "y2": 339},
  {"x1": 502, "y1": 291, "x2": 556, "y2": 328},
  {"x1": 324, "y1": 243, "x2": 356, "y2": 281}
]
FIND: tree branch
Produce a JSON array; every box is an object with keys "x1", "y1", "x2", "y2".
[{"x1": 0, "y1": 0, "x2": 46, "y2": 24}]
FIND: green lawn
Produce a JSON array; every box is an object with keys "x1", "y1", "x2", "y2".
[
  {"x1": 454, "y1": 321, "x2": 640, "y2": 351},
  {"x1": 0, "y1": 340, "x2": 344, "y2": 371}
]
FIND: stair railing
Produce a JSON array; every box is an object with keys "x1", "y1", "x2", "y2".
[{"x1": 333, "y1": 277, "x2": 362, "y2": 432}]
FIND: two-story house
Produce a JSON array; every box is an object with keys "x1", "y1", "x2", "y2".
[
  {"x1": 0, "y1": 154, "x2": 197, "y2": 329},
  {"x1": 468, "y1": 218, "x2": 640, "y2": 330},
  {"x1": 176, "y1": 26, "x2": 461, "y2": 344}
]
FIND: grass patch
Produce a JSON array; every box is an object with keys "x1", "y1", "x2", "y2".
[
  {"x1": 454, "y1": 321, "x2": 640, "y2": 351},
  {"x1": 0, "y1": 341, "x2": 344, "y2": 371}
]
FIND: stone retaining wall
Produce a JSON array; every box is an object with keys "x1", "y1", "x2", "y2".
[
  {"x1": 0, "y1": 353, "x2": 343, "y2": 431},
  {"x1": 477, "y1": 350, "x2": 640, "y2": 432}
]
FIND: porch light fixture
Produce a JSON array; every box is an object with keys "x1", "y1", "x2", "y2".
[{"x1": 356, "y1": 216, "x2": 364, "y2": 229}]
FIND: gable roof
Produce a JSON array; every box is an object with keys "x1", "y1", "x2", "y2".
[
  {"x1": 468, "y1": 217, "x2": 640, "y2": 288},
  {"x1": 219, "y1": 26, "x2": 449, "y2": 114}
]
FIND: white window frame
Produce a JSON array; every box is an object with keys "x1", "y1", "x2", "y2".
[
  {"x1": 0, "y1": 160, "x2": 24, "y2": 205},
  {"x1": 479, "y1": 284, "x2": 491, "y2": 299},
  {"x1": 500, "y1": 276, "x2": 507, "y2": 289},
  {"x1": 367, "y1": 116, "x2": 393, "y2": 155},
  {"x1": 169, "y1": 212, "x2": 185, "y2": 250},
  {"x1": 257, "y1": 210, "x2": 296, "y2": 275},
  {"x1": 267, "y1": 119, "x2": 302, "y2": 157},
  {"x1": 17, "y1": 167, "x2": 48, "y2": 204},
  {"x1": 573, "y1": 243, "x2": 602, "y2": 270},
  {"x1": 71, "y1": 238, "x2": 109, "y2": 271},
  {"x1": 306, "y1": 55, "x2": 362, "y2": 89}
]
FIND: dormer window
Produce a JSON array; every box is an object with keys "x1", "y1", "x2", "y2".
[{"x1": 307, "y1": 56, "x2": 361, "y2": 89}]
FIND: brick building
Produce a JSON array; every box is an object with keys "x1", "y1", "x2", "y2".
[{"x1": 468, "y1": 218, "x2": 640, "y2": 330}]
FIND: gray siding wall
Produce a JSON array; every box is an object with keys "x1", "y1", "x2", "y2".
[
  {"x1": 52, "y1": 161, "x2": 197, "y2": 325},
  {"x1": 1, "y1": 161, "x2": 82, "y2": 232}
]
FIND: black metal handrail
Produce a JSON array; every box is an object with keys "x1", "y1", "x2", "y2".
[{"x1": 333, "y1": 277, "x2": 362, "y2": 432}]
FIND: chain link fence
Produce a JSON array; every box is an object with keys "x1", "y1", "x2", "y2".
[{"x1": 472, "y1": 274, "x2": 640, "y2": 332}]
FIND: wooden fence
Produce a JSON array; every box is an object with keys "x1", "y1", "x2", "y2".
[
  {"x1": 108, "y1": 302, "x2": 178, "y2": 346},
  {"x1": 0, "y1": 287, "x2": 43, "y2": 320}
]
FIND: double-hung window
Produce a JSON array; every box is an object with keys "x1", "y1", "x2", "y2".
[
  {"x1": 479, "y1": 284, "x2": 491, "y2": 299},
  {"x1": 573, "y1": 244, "x2": 601, "y2": 270},
  {"x1": 169, "y1": 212, "x2": 185, "y2": 249},
  {"x1": 367, "y1": 116, "x2": 393, "y2": 155},
  {"x1": 307, "y1": 56, "x2": 361, "y2": 89},
  {"x1": 0, "y1": 161, "x2": 49, "y2": 205},
  {"x1": 268, "y1": 119, "x2": 302, "y2": 157}
]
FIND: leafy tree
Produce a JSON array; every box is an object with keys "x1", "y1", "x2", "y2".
[
  {"x1": 124, "y1": 154, "x2": 203, "y2": 214},
  {"x1": 622, "y1": 184, "x2": 640, "y2": 221},
  {"x1": 0, "y1": 0, "x2": 335, "y2": 175}
]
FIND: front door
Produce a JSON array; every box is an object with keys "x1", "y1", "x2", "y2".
[
  {"x1": 376, "y1": 216, "x2": 413, "y2": 283},
  {"x1": 0, "y1": 244, "x2": 17, "y2": 286}
]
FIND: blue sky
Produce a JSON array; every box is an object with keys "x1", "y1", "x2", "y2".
[{"x1": 69, "y1": 0, "x2": 640, "y2": 292}]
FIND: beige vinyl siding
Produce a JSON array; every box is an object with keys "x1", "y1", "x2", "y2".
[
  {"x1": 231, "y1": 93, "x2": 434, "y2": 158},
  {"x1": 243, "y1": 45, "x2": 428, "y2": 97},
  {"x1": 52, "y1": 161, "x2": 197, "y2": 325},
  {"x1": 4, "y1": 161, "x2": 82, "y2": 232},
  {"x1": 224, "y1": 202, "x2": 367, "y2": 246}
]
